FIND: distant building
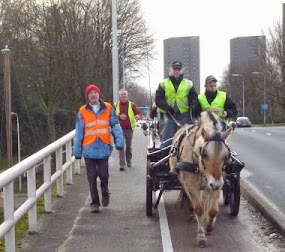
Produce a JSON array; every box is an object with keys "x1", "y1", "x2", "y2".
[
  {"x1": 163, "y1": 36, "x2": 200, "y2": 93},
  {"x1": 230, "y1": 36, "x2": 266, "y2": 73}
]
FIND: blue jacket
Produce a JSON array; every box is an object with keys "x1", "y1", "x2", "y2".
[{"x1": 73, "y1": 99, "x2": 124, "y2": 159}]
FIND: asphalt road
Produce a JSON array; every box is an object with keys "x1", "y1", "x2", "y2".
[
  {"x1": 226, "y1": 127, "x2": 285, "y2": 216},
  {"x1": 18, "y1": 129, "x2": 285, "y2": 251}
]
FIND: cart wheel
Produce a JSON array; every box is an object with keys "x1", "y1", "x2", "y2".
[
  {"x1": 223, "y1": 184, "x2": 230, "y2": 205},
  {"x1": 146, "y1": 161, "x2": 153, "y2": 216},
  {"x1": 229, "y1": 179, "x2": 240, "y2": 216}
]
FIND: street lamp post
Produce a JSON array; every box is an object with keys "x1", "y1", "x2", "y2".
[
  {"x1": 252, "y1": 72, "x2": 266, "y2": 127},
  {"x1": 111, "y1": 0, "x2": 119, "y2": 103},
  {"x1": 146, "y1": 46, "x2": 152, "y2": 105},
  {"x1": 11, "y1": 112, "x2": 22, "y2": 191},
  {"x1": 232, "y1": 74, "x2": 245, "y2": 116}
]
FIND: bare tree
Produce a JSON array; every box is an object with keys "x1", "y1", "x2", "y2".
[
  {"x1": 264, "y1": 21, "x2": 285, "y2": 120},
  {"x1": 0, "y1": 0, "x2": 154, "y2": 147}
]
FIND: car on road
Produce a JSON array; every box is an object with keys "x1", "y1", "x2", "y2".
[{"x1": 236, "y1": 117, "x2": 251, "y2": 127}]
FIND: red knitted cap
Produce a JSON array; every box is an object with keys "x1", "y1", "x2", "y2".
[{"x1": 85, "y1": 84, "x2": 101, "y2": 98}]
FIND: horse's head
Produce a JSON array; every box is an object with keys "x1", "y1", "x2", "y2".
[{"x1": 195, "y1": 111, "x2": 232, "y2": 190}]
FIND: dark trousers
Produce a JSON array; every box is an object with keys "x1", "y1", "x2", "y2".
[
  {"x1": 158, "y1": 112, "x2": 189, "y2": 148},
  {"x1": 85, "y1": 158, "x2": 109, "y2": 205}
]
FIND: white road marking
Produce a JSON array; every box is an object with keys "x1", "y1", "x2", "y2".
[
  {"x1": 266, "y1": 133, "x2": 271, "y2": 136},
  {"x1": 240, "y1": 169, "x2": 253, "y2": 179},
  {"x1": 251, "y1": 130, "x2": 256, "y2": 132},
  {"x1": 156, "y1": 191, "x2": 174, "y2": 252}
]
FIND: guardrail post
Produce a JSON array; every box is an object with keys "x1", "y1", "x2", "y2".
[
  {"x1": 27, "y1": 166, "x2": 37, "y2": 233},
  {"x1": 44, "y1": 155, "x2": 52, "y2": 213},
  {"x1": 56, "y1": 147, "x2": 63, "y2": 197},
  {"x1": 66, "y1": 141, "x2": 73, "y2": 184},
  {"x1": 75, "y1": 159, "x2": 81, "y2": 175},
  {"x1": 4, "y1": 182, "x2": 15, "y2": 252}
]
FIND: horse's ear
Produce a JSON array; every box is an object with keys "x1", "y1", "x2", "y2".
[
  {"x1": 221, "y1": 127, "x2": 232, "y2": 140},
  {"x1": 201, "y1": 127, "x2": 210, "y2": 140}
]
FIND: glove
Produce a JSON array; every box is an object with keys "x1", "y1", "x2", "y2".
[
  {"x1": 116, "y1": 146, "x2": 123, "y2": 151},
  {"x1": 166, "y1": 106, "x2": 175, "y2": 114},
  {"x1": 75, "y1": 156, "x2": 81, "y2": 160}
]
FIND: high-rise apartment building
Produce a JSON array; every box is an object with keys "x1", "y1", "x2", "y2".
[
  {"x1": 164, "y1": 36, "x2": 200, "y2": 93},
  {"x1": 230, "y1": 36, "x2": 266, "y2": 73}
]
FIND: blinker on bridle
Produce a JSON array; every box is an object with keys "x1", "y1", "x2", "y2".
[{"x1": 199, "y1": 133, "x2": 229, "y2": 169}]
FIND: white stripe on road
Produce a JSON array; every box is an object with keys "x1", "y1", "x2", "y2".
[
  {"x1": 251, "y1": 130, "x2": 256, "y2": 132},
  {"x1": 156, "y1": 191, "x2": 174, "y2": 252},
  {"x1": 266, "y1": 133, "x2": 271, "y2": 136}
]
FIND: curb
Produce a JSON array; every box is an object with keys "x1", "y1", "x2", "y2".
[{"x1": 240, "y1": 178, "x2": 285, "y2": 236}]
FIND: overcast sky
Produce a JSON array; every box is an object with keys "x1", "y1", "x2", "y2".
[{"x1": 137, "y1": 0, "x2": 284, "y2": 94}]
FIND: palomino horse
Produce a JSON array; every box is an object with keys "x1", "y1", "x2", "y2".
[{"x1": 169, "y1": 110, "x2": 232, "y2": 247}]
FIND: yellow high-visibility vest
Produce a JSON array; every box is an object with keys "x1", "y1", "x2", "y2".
[
  {"x1": 158, "y1": 78, "x2": 193, "y2": 114},
  {"x1": 198, "y1": 91, "x2": 229, "y2": 125},
  {"x1": 115, "y1": 101, "x2": 136, "y2": 130}
]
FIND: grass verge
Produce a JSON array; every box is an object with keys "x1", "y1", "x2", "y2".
[{"x1": 0, "y1": 171, "x2": 69, "y2": 251}]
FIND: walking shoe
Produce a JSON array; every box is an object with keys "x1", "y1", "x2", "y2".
[
  {"x1": 127, "y1": 162, "x2": 131, "y2": 168},
  {"x1": 102, "y1": 193, "x2": 110, "y2": 207},
  {"x1": 90, "y1": 204, "x2": 99, "y2": 213},
  {"x1": 120, "y1": 167, "x2": 125, "y2": 171}
]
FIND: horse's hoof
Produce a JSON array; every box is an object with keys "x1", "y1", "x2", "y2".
[{"x1": 197, "y1": 238, "x2": 207, "y2": 248}]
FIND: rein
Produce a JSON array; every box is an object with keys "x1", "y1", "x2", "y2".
[
  {"x1": 167, "y1": 112, "x2": 183, "y2": 127},
  {"x1": 171, "y1": 124, "x2": 200, "y2": 173},
  {"x1": 173, "y1": 125, "x2": 229, "y2": 174}
]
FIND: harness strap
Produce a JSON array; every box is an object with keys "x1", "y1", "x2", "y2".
[
  {"x1": 175, "y1": 124, "x2": 197, "y2": 161},
  {"x1": 175, "y1": 161, "x2": 199, "y2": 173}
]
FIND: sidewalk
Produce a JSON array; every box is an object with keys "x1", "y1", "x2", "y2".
[
  {"x1": 18, "y1": 168, "x2": 90, "y2": 251},
  {"x1": 18, "y1": 131, "x2": 163, "y2": 252}
]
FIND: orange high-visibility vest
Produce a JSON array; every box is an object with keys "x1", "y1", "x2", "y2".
[{"x1": 79, "y1": 102, "x2": 112, "y2": 146}]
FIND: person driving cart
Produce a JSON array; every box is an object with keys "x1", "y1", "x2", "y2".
[{"x1": 155, "y1": 61, "x2": 198, "y2": 148}]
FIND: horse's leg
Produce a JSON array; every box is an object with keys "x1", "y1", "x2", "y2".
[
  {"x1": 206, "y1": 190, "x2": 220, "y2": 232},
  {"x1": 179, "y1": 172, "x2": 208, "y2": 247}
]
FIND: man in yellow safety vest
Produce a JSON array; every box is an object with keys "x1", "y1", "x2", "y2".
[
  {"x1": 155, "y1": 61, "x2": 198, "y2": 149},
  {"x1": 197, "y1": 75, "x2": 238, "y2": 130},
  {"x1": 115, "y1": 89, "x2": 141, "y2": 171}
]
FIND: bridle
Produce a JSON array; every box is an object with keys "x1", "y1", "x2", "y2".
[
  {"x1": 199, "y1": 132, "x2": 230, "y2": 171},
  {"x1": 175, "y1": 127, "x2": 230, "y2": 172}
]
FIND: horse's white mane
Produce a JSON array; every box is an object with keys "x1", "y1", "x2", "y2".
[{"x1": 200, "y1": 111, "x2": 222, "y2": 132}]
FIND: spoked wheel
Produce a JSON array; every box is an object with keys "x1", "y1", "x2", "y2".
[
  {"x1": 229, "y1": 179, "x2": 240, "y2": 216},
  {"x1": 146, "y1": 161, "x2": 153, "y2": 216}
]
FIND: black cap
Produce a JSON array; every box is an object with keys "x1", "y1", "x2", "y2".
[
  {"x1": 205, "y1": 75, "x2": 218, "y2": 84},
  {"x1": 172, "y1": 61, "x2": 183, "y2": 69}
]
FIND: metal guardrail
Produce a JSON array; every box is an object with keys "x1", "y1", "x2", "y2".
[{"x1": 0, "y1": 129, "x2": 81, "y2": 252}]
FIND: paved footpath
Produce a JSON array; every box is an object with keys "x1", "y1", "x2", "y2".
[{"x1": 19, "y1": 131, "x2": 162, "y2": 252}]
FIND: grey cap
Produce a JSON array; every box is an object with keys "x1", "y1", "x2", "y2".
[
  {"x1": 205, "y1": 75, "x2": 218, "y2": 84},
  {"x1": 172, "y1": 61, "x2": 183, "y2": 69}
]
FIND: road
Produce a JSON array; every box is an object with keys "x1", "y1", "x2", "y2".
[
  {"x1": 18, "y1": 129, "x2": 285, "y2": 252},
  {"x1": 226, "y1": 127, "x2": 285, "y2": 216}
]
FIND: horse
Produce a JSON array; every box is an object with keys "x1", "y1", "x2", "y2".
[{"x1": 169, "y1": 110, "x2": 232, "y2": 247}]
